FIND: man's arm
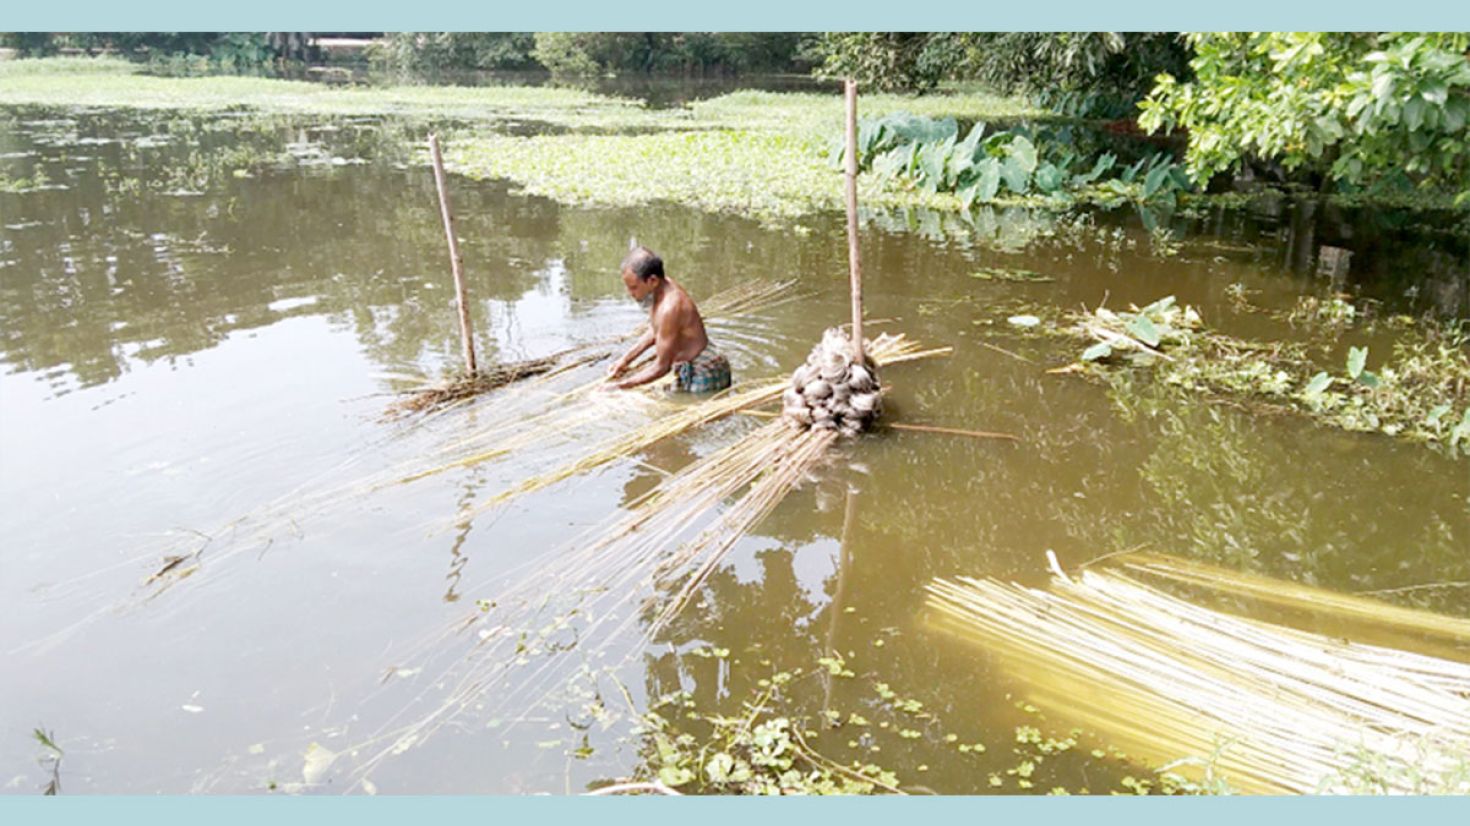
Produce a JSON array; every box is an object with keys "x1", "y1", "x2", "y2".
[
  {"x1": 614, "y1": 311, "x2": 679, "y2": 389},
  {"x1": 608, "y1": 327, "x2": 655, "y2": 377}
]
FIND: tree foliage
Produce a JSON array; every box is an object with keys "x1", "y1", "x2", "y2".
[
  {"x1": 371, "y1": 33, "x2": 539, "y2": 72},
  {"x1": 1139, "y1": 33, "x2": 1470, "y2": 194},
  {"x1": 1, "y1": 32, "x2": 298, "y2": 70},
  {"x1": 807, "y1": 32, "x2": 1189, "y2": 104},
  {"x1": 807, "y1": 33, "x2": 959, "y2": 92},
  {"x1": 531, "y1": 32, "x2": 805, "y2": 77}
]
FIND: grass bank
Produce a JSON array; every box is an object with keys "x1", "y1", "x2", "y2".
[{"x1": 0, "y1": 56, "x2": 1047, "y2": 223}]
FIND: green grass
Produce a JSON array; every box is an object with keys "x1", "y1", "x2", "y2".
[
  {"x1": 0, "y1": 56, "x2": 660, "y2": 129},
  {"x1": 690, "y1": 89, "x2": 1050, "y2": 138},
  {"x1": 0, "y1": 56, "x2": 1049, "y2": 221},
  {"x1": 442, "y1": 130, "x2": 956, "y2": 225}
]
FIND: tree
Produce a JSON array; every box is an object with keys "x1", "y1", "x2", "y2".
[
  {"x1": 806, "y1": 33, "x2": 959, "y2": 92},
  {"x1": 1139, "y1": 33, "x2": 1470, "y2": 195},
  {"x1": 805, "y1": 32, "x2": 1189, "y2": 101}
]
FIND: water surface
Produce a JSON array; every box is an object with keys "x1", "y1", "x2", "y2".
[{"x1": 2, "y1": 103, "x2": 1467, "y2": 794}]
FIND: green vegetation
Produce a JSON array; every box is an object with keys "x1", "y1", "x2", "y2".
[
  {"x1": 32, "y1": 726, "x2": 63, "y2": 795},
  {"x1": 847, "y1": 113, "x2": 1190, "y2": 208},
  {"x1": 0, "y1": 57, "x2": 659, "y2": 129},
  {"x1": 619, "y1": 652, "x2": 1222, "y2": 795},
  {"x1": 1140, "y1": 33, "x2": 1470, "y2": 198},
  {"x1": 1067, "y1": 296, "x2": 1470, "y2": 457},
  {"x1": 441, "y1": 131, "x2": 868, "y2": 224},
  {"x1": 0, "y1": 56, "x2": 1052, "y2": 225},
  {"x1": 629, "y1": 682, "x2": 904, "y2": 795},
  {"x1": 809, "y1": 33, "x2": 1189, "y2": 115},
  {"x1": 1, "y1": 32, "x2": 295, "y2": 71},
  {"x1": 369, "y1": 33, "x2": 540, "y2": 73},
  {"x1": 808, "y1": 32, "x2": 1470, "y2": 206},
  {"x1": 1320, "y1": 737, "x2": 1470, "y2": 794},
  {"x1": 362, "y1": 32, "x2": 806, "y2": 77}
]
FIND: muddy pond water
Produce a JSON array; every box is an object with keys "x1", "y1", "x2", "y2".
[{"x1": 2, "y1": 102, "x2": 1467, "y2": 794}]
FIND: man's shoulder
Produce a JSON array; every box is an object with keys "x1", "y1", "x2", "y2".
[{"x1": 658, "y1": 284, "x2": 697, "y2": 317}]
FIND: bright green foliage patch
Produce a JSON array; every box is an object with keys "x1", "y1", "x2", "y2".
[
  {"x1": 1068, "y1": 297, "x2": 1470, "y2": 457},
  {"x1": 1140, "y1": 33, "x2": 1470, "y2": 196},
  {"x1": 441, "y1": 130, "x2": 950, "y2": 225}
]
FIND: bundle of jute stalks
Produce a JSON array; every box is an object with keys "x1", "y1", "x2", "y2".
[
  {"x1": 925, "y1": 555, "x2": 1470, "y2": 795},
  {"x1": 782, "y1": 327, "x2": 882, "y2": 436}
]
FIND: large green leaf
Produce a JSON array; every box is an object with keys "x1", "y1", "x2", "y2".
[
  {"x1": 1143, "y1": 163, "x2": 1173, "y2": 199},
  {"x1": 1033, "y1": 162, "x2": 1065, "y2": 193},
  {"x1": 976, "y1": 158, "x2": 1001, "y2": 203},
  {"x1": 918, "y1": 141, "x2": 948, "y2": 192},
  {"x1": 1072, "y1": 153, "x2": 1115, "y2": 186},
  {"x1": 959, "y1": 181, "x2": 980, "y2": 211},
  {"x1": 1000, "y1": 156, "x2": 1031, "y2": 194},
  {"x1": 1081, "y1": 342, "x2": 1113, "y2": 362},
  {"x1": 1008, "y1": 135, "x2": 1038, "y2": 174},
  {"x1": 956, "y1": 122, "x2": 986, "y2": 161}
]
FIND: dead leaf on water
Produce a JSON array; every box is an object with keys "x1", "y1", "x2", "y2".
[{"x1": 302, "y1": 742, "x2": 337, "y2": 785}]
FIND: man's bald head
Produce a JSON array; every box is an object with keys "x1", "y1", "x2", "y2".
[{"x1": 621, "y1": 246, "x2": 664, "y2": 281}]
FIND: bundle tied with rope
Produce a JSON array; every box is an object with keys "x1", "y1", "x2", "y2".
[{"x1": 781, "y1": 327, "x2": 882, "y2": 436}]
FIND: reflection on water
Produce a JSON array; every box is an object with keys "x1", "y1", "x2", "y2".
[{"x1": 1, "y1": 104, "x2": 1467, "y2": 794}]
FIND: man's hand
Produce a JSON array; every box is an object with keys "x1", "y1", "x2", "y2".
[{"x1": 606, "y1": 360, "x2": 627, "y2": 379}]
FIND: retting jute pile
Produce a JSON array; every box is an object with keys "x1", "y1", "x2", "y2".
[{"x1": 782, "y1": 327, "x2": 882, "y2": 436}]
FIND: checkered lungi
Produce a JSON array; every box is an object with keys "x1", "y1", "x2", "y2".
[{"x1": 673, "y1": 347, "x2": 732, "y2": 394}]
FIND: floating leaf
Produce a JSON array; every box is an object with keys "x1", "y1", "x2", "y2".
[
  {"x1": 658, "y1": 765, "x2": 695, "y2": 787},
  {"x1": 1126, "y1": 315, "x2": 1161, "y2": 347},
  {"x1": 1139, "y1": 295, "x2": 1177, "y2": 317},
  {"x1": 302, "y1": 742, "x2": 337, "y2": 785},
  {"x1": 1346, "y1": 346, "x2": 1368, "y2": 379},
  {"x1": 1303, "y1": 372, "x2": 1333, "y2": 396},
  {"x1": 1082, "y1": 342, "x2": 1113, "y2": 362},
  {"x1": 1007, "y1": 315, "x2": 1041, "y2": 328},
  {"x1": 706, "y1": 752, "x2": 735, "y2": 783}
]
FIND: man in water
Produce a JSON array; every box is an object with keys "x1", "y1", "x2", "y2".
[{"x1": 605, "y1": 246, "x2": 732, "y2": 393}]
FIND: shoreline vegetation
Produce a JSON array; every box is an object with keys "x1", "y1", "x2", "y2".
[
  {"x1": 1032, "y1": 295, "x2": 1470, "y2": 458},
  {"x1": 7, "y1": 58, "x2": 1464, "y2": 226}
]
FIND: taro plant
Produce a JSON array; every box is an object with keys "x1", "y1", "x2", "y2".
[{"x1": 840, "y1": 113, "x2": 1192, "y2": 208}]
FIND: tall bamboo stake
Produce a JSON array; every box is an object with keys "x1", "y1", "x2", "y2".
[
  {"x1": 428, "y1": 134, "x2": 477, "y2": 375},
  {"x1": 844, "y1": 79, "x2": 864, "y2": 363}
]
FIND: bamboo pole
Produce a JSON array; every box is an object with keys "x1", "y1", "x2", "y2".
[
  {"x1": 844, "y1": 79, "x2": 864, "y2": 363},
  {"x1": 428, "y1": 134, "x2": 477, "y2": 376}
]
